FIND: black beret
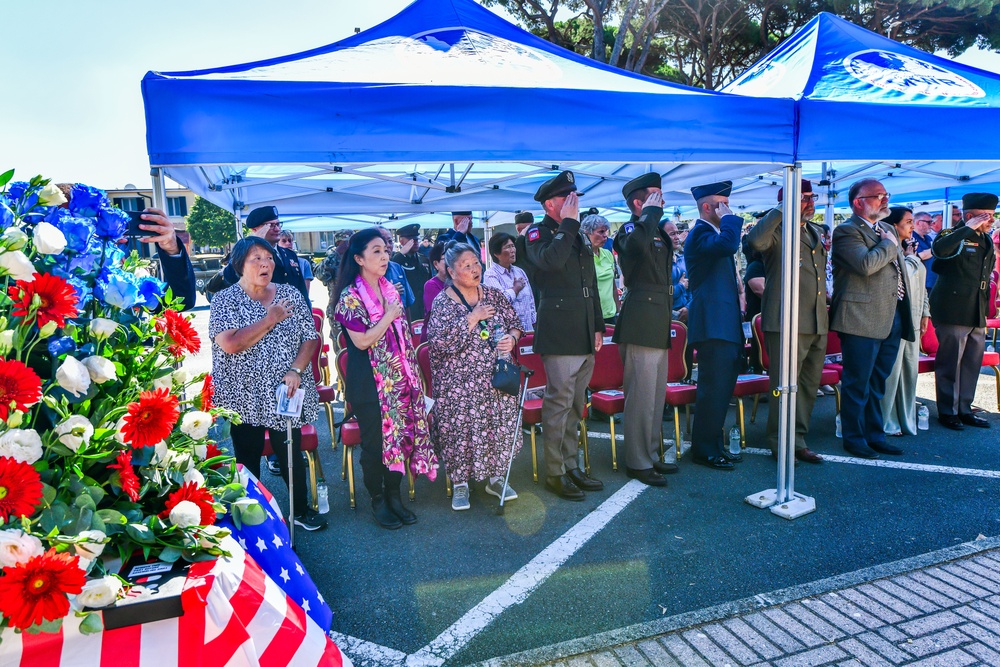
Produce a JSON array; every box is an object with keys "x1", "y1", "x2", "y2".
[
  {"x1": 962, "y1": 192, "x2": 999, "y2": 211},
  {"x1": 690, "y1": 180, "x2": 733, "y2": 201},
  {"x1": 622, "y1": 172, "x2": 662, "y2": 201},
  {"x1": 675, "y1": 222, "x2": 690, "y2": 232},
  {"x1": 777, "y1": 179, "x2": 813, "y2": 203},
  {"x1": 514, "y1": 211, "x2": 534, "y2": 226},
  {"x1": 246, "y1": 205, "x2": 279, "y2": 228},
  {"x1": 397, "y1": 223, "x2": 420, "y2": 237},
  {"x1": 451, "y1": 211, "x2": 473, "y2": 217},
  {"x1": 533, "y1": 170, "x2": 581, "y2": 203}
]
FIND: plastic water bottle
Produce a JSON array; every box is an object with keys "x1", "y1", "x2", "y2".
[
  {"x1": 316, "y1": 478, "x2": 330, "y2": 515},
  {"x1": 835, "y1": 413, "x2": 842, "y2": 438},
  {"x1": 988, "y1": 344, "x2": 996, "y2": 354},
  {"x1": 917, "y1": 404, "x2": 930, "y2": 431},
  {"x1": 728, "y1": 426, "x2": 741, "y2": 456},
  {"x1": 493, "y1": 324, "x2": 510, "y2": 360}
]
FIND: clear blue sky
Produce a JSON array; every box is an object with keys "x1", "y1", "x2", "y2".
[{"x1": 1, "y1": 1, "x2": 997, "y2": 192}]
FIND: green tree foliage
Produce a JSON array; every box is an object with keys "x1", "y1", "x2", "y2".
[
  {"x1": 481, "y1": 0, "x2": 1000, "y2": 89},
  {"x1": 185, "y1": 197, "x2": 237, "y2": 248}
]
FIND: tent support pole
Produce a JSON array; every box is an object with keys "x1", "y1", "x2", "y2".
[{"x1": 746, "y1": 164, "x2": 816, "y2": 519}]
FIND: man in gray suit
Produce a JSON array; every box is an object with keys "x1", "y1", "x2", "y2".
[
  {"x1": 745, "y1": 179, "x2": 827, "y2": 464},
  {"x1": 831, "y1": 178, "x2": 916, "y2": 459}
]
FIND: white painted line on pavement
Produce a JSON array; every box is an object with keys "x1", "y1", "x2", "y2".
[
  {"x1": 742, "y1": 447, "x2": 1000, "y2": 479},
  {"x1": 330, "y1": 630, "x2": 408, "y2": 667},
  {"x1": 406, "y1": 479, "x2": 649, "y2": 667}
]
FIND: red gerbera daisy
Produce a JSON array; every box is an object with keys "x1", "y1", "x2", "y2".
[
  {"x1": 0, "y1": 549, "x2": 85, "y2": 630},
  {"x1": 159, "y1": 482, "x2": 216, "y2": 526},
  {"x1": 107, "y1": 450, "x2": 140, "y2": 501},
  {"x1": 0, "y1": 456, "x2": 43, "y2": 522},
  {"x1": 8, "y1": 273, "x2": 79, "y2": 329},
  {"x1": 205, "y1": 442, "x2": 223, "y2": 469},
  {"x1": 199, "y1": 374, "x2": 214, "y2": 412},
  {"x1": 0, "y1": 358, "x2": 42, "y2": 420},
  {"x1": 156, "y1": 309, "x2": 200, "y2": 357},
  {"x1": 121, "y1": 387, "x2": 179, "y2": 449}
]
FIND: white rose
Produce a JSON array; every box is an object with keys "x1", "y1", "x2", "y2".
[
  {"x1": 171, "y1": 369, "x2": 189, "y2": 386},
  {"x1": 81, "y1": 356, "x2": 116, "y2": 384},
  {"x1": 193, "y1": 443, "x2": 207, "y2": 460},
  {"x1": 89, "y1": 318, "x2": 119, "y2": 341},
  {"x1": 168, "y1": 500, "x2": 202, "y2": 528},
  {"x1": 0, "y1": 428, "x2": 43, "y2": 464},
  {"x1": 76, "y1": 556, "x2": 93, "y2": 573},
  {"x1": 32, "y1": 222, "x2": 67, "y2": 255},
  {"x1": 183, "y1": 468, "x2": 205, "y2": 487},
  {"x1": 37, "y1": 183, "x2": 68, "y2": 207},
  {"x1": 0, "y1": 330, "x2": 13, "y2": 355},
  {"x1": 134, "y1": 267, "x2": 151, "y2": 279},
  {"x1": 151, "y1": 373, "x2": 172, "y2": 392},
  {"x1": 164, "y1": 450, "x2": 192, "y2": 472},
  {"x1": 0, "y1": 529, "x2": 44, "y2": 567},
  {"x1": 180, "y1": 411, "x2": 212, "y2": 441},
  {"x1": 76, "y1": 576, "x2": 123, "y2": 609},
  {"x1": 74, "y1": 530, "x2": 107, "y2": 560},
  {"x1": 151, "y1": 440, "x2": 169, "y2": 465},
  {"x1": 2, "y1": 227, "x2": 28, "y2": 251},
  {"x1": 0, "y1": 250, "x2": 35, "y2": 282},
  {"x1": 56, "y1": 356, "x2": 91, "y2": 397},
  {"x1": 113, "y1": 415, "x2": 128, "y2": 445},
  {"x1": 55, "y1": 415, "x2": 95, "y2": 452},
  {"x1": 197, "y1": 525, "x2": 229, "y2": 548}
]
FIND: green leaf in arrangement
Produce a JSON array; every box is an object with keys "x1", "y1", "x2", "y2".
[
  {"x1": 78, "y1": 612, "x2": 103, "y2": 635},
  {"x1": 158, "y1": 546, "x2": 182, "y2": 563},
  {"x1": 0, "y1": 168, "x2": 15, "y2": 189}
]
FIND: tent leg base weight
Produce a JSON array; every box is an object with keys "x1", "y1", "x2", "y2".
[
  {"x1": 770, "y1": 493, "x2": 816, "y2": 520},
  {"x1": 746, "y1": 488, "x2": 779, "y2": 509}
]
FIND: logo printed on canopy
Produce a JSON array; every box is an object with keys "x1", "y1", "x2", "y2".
[
  {"x1": 843, "y1": 50, "x2": 985, "y2": 98},
  {"x1": 407, "y1": 27, "x2": 560, "y2": 80}
]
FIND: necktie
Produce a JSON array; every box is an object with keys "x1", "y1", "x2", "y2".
[{"x1": 874, "y1": 223, "x2": 905, "y2": 301}]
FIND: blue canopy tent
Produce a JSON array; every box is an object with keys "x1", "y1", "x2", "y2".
[{"x1": 141, "y1": 0, "x2": 794, "y2": 217}]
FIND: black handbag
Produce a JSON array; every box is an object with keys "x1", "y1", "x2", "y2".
[{"x1": 452, "y1": 287, "x2": 521, "y2": 396}]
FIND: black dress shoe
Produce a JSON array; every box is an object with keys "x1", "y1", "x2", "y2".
[
  {"x1": 545, "y1": 474, "x2": 585, "y2": 501},
  {"x1": 691, "y1": 455, "x2": 735, "y2": 470},
  {"x1": 385, "y1": 489, "x2": 418, "y2": 525},
  {"x1": 844, "y1": 444, "x2": 879, "y2": 459},
  {"x1": 567, "y1": 468, "x2": 604, "y2": 491},
  {"x1": 371, "y1": 494, "x2": 403, "y2": 530},
  {"x1": 960, "y1": 413, "x2": 991, "y2": 428},
  {"x1": 723, "y1": 451, "x2": 743, "y2": 463},
  {"x1": 939, "y1": 415, "x2": 965, "y2": 431},
  {"x1": 626, "y1": 467, "x2": 667, "y2": 487},
  {"x1": 870, "y1": 441, "x2": 903, "y2": 455},
  {"x1": 653, "y1": 461, "x2": 679, "y2": 475}
]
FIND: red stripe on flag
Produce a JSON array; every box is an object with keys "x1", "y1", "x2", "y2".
[
  {"x1": 200, "y1": 556, "x2": 267, "y2": 664},
  {"x1": 320, "y1": 636, "x2": 346, "y2": 667},
  {"x1": 20, "y1": 626, "x2": 63, "y2": 667},
  {"x1": 259, "y1": 594, "x2": 308, "y2": 667},
  {"x1": 101, "y1": 623, "x2": 142, "y2": 667},
  {"x1": 177, "y1": 592, "x2": 207, "y2": 667}
]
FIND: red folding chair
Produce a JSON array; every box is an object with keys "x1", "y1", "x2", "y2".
[
  {"x1": 334, "y1": 350, "x2": 361, "y2": 508},
  {"x1": 588, "y1": 330, "x2": 624, "y2": 471},
  {"x1": 309, "y1": 326, "x2": 337, "y2": 450},
  {"x1": 311, "y1": 311, "x2": 332, "y2": 386},
  {"x1": 919, "y1": 320, "x2": 938, "y2": 374},
  {"x1": 410, "y1": 319, "x2": 426, "y2": 350},
  {"x1": 664, "y1": 322, "x2": 697, "y2": 460},
  {"x1": 263, "y1": 424, "x2": 323, "y2": 511}
]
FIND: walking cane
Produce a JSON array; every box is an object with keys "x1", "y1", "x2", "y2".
[{"x1": 496, "y1": 367, "x2": 534, "y2": 517}]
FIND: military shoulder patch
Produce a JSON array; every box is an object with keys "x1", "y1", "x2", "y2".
[
  {"x1": 622, "y1": 222, "x2": 635, "y2": 234},
  {"x1": 527, "y1": 228, "x2": 541, "y2": 242}
]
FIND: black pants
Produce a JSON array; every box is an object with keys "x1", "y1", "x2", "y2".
[
  {"x1": 353, "y1": 401, "x2": 403, "y2": 498},
  {"x1": 691, "y1": 340, "x2": 741, "y2": 459},
  {"x1": 231, "y1": 423, "x2": 309, "y2": 514}
]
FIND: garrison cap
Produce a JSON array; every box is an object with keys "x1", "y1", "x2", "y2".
[
  {"x1": 690, "y1": 181, "x2": 733, "y2": 201},
  {"x1": 777, "y1": 179, "x2": 813, "y2": 203},
  {"x1": 533, "y1": 170, "x2": 580, "y2": 202},
  {"x1": 962, "y1": 193, "x2": 999, "y2": 211},
  {"x1": 622, "y1": 172, "x2": 662, "y2": 201},
  {"x1": 246, "y1": 205, "x2": 279, "y2": 228},
  {"x1": 514, "y1": 211, "x2": 534, "y2": 226},
  {"x1": 397, "y1": 223, "x2": 420, "y2": 238}
]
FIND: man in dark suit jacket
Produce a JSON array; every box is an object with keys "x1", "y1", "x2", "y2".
[
  {"x1": 613, "y1": 172, "x2": 676, "y2": 487},
  {"x1": 512, "y1": 211, "x2": 539, "y2": 308},
  {"x1": 745, "y1": 179, "x2": 827, "y2": 463},
  {"x1": 524, "y1": 171, "x2": 606, "y2": 501},
  {"x1": 135, "y1": 207, "x2": 197, "y2": 312},
  {"x1": 831, "y1": 178, "x2": 915, "y2": 459},
  {"x1": 685, "y1": 181, "x2": 744, "y2": 470},
  {"x1": 930, "y1": 192, "x2": 998, "y2": 430}
]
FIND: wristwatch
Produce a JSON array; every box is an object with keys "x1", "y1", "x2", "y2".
[{"x1": 289, "y1": 367, "x2": 302, "y2": 376}]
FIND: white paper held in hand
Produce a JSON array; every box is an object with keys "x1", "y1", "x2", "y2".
[{"x1": 274, "y1": 385, "x2": 305, "y2": 418}]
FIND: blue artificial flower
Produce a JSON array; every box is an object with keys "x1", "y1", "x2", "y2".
[
  {"x1": 95, "y1": 267, "x2": 139, "y2": 309},
  {"x1": 47, "y1": 336, "x2": 76, "y2": 358},
  {"x1": 7, "y1": 182, "x2": 38, "y2": 214},
  {"x1": 68, "y1": 184, "x2": 106, "y2": 218},
  {"x1": 96, "y1": 204, "x2": 128, "y2": 240},
  {"x1": 0, "y1": 200, "x2": 13, "y2": 229},
  {"x1": 44, "y1": 208, "x2": 95, "y2": 254},
  {"x1": 136, "y1": 275, "x2": 166, "y2": 310},
  {"x1": 100, "y1": 242, "x2": 125, "y2": 272}
]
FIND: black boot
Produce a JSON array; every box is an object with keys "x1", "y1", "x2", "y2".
[
  {"x1": 385, "y1": 488, "x2": 418, "y2": 525},
  {"x1": 371, "y1": 494, "x2": 402, "y2": 530}
]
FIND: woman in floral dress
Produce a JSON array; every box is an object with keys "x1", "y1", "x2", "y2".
[
  {"x1": 427, "y1": 243, "x2": 524, "y2": 511},
  {"x1": 334, "y1": 228, "x2": 437, "y2": 530}
]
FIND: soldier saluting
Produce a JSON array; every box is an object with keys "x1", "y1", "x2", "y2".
[
  {"x1": 613, "y1": 172, "x2": 676, "y2": 487},
  {"x1": 525, "y1": 171, "x2": 606, "y2": 501}
]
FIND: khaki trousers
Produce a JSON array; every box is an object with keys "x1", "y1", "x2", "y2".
[
  {"x1": 764, "y1": 331, "x2": 826, "y2": 453},
  {"x1": 541, "y1": 354, "x2": 595, "y2": 477},
  {"x1": 622, "y1": 344, "x2": 671, "y2": 468}
]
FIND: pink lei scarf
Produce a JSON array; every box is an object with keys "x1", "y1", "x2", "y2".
[{"x1": 345, "y1": 275, "x2": 437, "y2": 480}]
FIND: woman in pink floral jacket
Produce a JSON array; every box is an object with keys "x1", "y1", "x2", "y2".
[{"x1": 334, "y1": 228, "x2": 437, "y2": 530}]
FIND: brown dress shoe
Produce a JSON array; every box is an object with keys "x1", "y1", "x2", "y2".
[{"x1": 795, "y1": 448, "x2": 823, "y2": 464}]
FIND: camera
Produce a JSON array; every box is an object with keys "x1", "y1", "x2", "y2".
[{"x1": 126, "y1": 211, "x2": 159, "y2": 240}]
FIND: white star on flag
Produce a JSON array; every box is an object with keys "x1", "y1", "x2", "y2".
[
  {"x1": 280, "y1": 568, "x2": 290, "y2": 583},
  {"x1": 256, "y1": 536, "x2": 268, "y2": 551},
  {"x1": 302, "y1": 599, "x2": 311, "y2": 613},
  {"x1": 317, "y1": 592, "x2": 325, "y2": 604},
  {"x1": 272, "y1": 534, "x2": 283, "y2": 548},
  {"x1": 295, "y1": 563, "x2": 304, "y2": 575},
  {"x1": 238, "y1": 536, "x2": 247, "y2": 550}
]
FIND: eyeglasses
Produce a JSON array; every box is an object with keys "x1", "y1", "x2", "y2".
[
  {"x1": 801, "y1": 194, "x2": 819, "y2": 202},
  {"x1": 857, "y1": 192, "x2": 891, "y2": 202},
  {"x1": 263, "y1": 221, "x2": 282, "y2": 228}
]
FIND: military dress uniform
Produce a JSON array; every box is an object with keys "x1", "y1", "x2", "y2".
[
  {"x1": 613, "y1": 174, "x2": 675, "y2": 482},
  {"x1": 930, "y1": 193, "x2": 998, "y2": 427},
  {"x1": 222, "y1": 206, "x2": 310, "y2": 309},
  {"x1": 392, "y1": 224, "x2": 432, "y2": 320},
  {"x1": 524, "y1": 172, "x2": 605, "y2": 498},
  {"x1": 745, "y1": 196, "x2": 829, "y2": 458}
]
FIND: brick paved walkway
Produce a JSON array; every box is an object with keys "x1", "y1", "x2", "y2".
[{"x1": 485, "y1": 545, "x2": 1000, "y2": 667}]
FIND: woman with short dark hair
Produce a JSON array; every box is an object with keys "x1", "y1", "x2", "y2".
[
  {"x1": 334, "y1": 228, "x2": 437, "y2": 530},
  {"x1": 210, "y1": 237, "x2": 327, "y2": 531},
  {"x1": 483, "y1": 232, "x2": 536, "y2": 332}
]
